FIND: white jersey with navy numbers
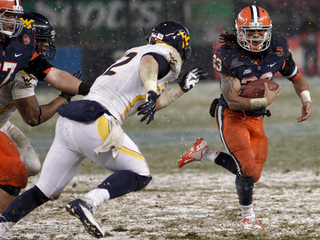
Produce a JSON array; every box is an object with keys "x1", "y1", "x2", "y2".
[
  {"x1": 0, "y1": 72, "x2": 37, "y2": 129},
  {"x1": 84, "y1": 43, "x2": 182, "y2": 125}
]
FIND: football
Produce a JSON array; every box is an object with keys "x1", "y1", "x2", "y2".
[{"x1": 240, "y1": 79, "x2": 279, "y2": 98}]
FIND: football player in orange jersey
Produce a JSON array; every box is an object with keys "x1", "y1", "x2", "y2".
[{"x1": 178, "y1": 5, "x2": 311, "y2": 229}]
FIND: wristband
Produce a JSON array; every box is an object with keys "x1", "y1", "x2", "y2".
[
  {"x1": 299, "y1": 90, "x2": 311, "y2": 104},
  {"x1": 78, "y1": 81, "x2": 92, "y2": 95},
  {"x1": 140, "y1": 67, "x2": 158, "y2": 93},
  {"x1": 250, "y1": 98, "x2": 268, "y2": 109}
]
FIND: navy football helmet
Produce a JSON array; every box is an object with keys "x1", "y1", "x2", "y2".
[
  {"x1": 19, "y1": 12, "x2": 56, "y2": 60},
  {"x1": 149, "y1": 21, "x2": 192, "y2": 68}
]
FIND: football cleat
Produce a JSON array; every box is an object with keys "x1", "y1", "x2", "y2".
[
  {"x1": 243, "y1": 216, "x2": 264, "y2": 229},
  {"x1": 178, "y1": 138, "x2": 209, "y2": 168},
  {"x1": 0, "y1": 215, "x2": 14, "y2": 238},
  {"x1": 66, "y1": 199, "x2": 104, "y2": 238}
]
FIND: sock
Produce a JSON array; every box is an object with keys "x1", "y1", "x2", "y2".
[
  {"x1": 214, "y1": 152, "x2": 238, "y2": 174},
  {"x1": 240, "y1": 204, "x2": 255, "y2": 219},
  {"x1": 2, "y1": 185, "x2": 49, "y2": 223},
  {"x1": 236, "y1": 175, "x2": 254, "y2": 206},
  {"x1": 83, "y1": 188, "x2": 110, "y2": 207},
  {"x1": 202, "y1": 148, "x2": 219, "y2": 162}
]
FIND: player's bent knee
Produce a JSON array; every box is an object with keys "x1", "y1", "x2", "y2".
[
  {"x1": 97, "y1": 170, "x2": 152, "y2": 199},
  {"x1": 241, "y1": 162, "x2": 255, "y2": 178},
  {"x1": 0, "y1": 161, "x2": 28, "y2": 189},
  {"x1": 241, "y1": 164, "x2": 261, "y2": 183},
  {"x1": 135, "y1": 174, "x2": 152, "y2": 191},
  {"x1": 253, "y1": 173, "x2": 261, "y2": 183}
]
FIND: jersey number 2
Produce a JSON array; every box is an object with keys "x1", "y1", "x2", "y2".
[{"x1": 104, "y1": 52, "x2": 137, "y2": 76}]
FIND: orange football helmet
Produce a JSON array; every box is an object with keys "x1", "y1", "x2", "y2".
[
  {"x1": 0, "y1": 0, "x2": 24, "y2": 37},
  {"x1": 235, "y1": 5, "x2": 272, "y2": 52}
]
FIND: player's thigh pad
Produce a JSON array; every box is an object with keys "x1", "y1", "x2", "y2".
[
  {"x1": 72, "y1": 114, "x2": 150, "y2": 176},
  {"x1": 0, "y1": 132, "x2": 27, "y2": 188}
]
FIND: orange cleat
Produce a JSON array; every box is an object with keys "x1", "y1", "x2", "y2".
[
  {"x1": 177, "y1": 138, "x2": 208, "y2": 168},
  {"x1": 243, "y1": 216, "x2": 264, "y2": 229}
]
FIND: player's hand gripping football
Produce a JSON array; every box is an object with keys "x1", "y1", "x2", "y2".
[
  {"x1": 137, "y1": 91, "x2": 158, "y2": 125},
  {"x1": 179, "y1": 67, "x2": 208, "y2": 92},
  {"x1": 263, "y1": 82, "x2": 281, "y2": 105},
  {"x1": 59, "y1": 71, "x2": 84, "y2": 102}
]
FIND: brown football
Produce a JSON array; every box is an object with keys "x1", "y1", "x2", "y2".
[{"x1": 240, "y1": 79, "x2": 279, "y2": 98}]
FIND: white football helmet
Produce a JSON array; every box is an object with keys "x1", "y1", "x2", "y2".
[{"x1": 0, "y1": 0, "x2": 24, "y2": 37}]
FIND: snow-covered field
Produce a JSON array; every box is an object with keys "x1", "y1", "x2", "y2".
[
  {"x1": 4, "y1": 79, "x2": 320, "y2": 239},
  {"x1": 3, "y1": 170, "x2": 320, "y2": 240}
]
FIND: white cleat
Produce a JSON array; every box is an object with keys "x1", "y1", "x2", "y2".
[{"x1": 243, "y1": 216, "x2": 264, "y2": 229}]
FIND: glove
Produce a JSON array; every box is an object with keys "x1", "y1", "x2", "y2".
[
  {"x1": 179, "y1": 67, "x2": 208, "y2": 92},
  {"x1": 137, "y1": 91, "x2": 158, "y2": 125},
  {"x1": 59, "y1": 91, "x2": 74, "y2": 102},
  {"x1": 73, "y1": 70, "x2": 84, "y2": 80}
]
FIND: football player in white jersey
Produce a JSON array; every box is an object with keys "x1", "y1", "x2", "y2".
[
  {"x1": 0, "y1": 21, "x2": 207, "y2": 238},
  {"x1": 0, "y1": 12, "x2": 87, "y2": 214}
]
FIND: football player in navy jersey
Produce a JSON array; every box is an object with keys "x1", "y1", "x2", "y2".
[
  {"x1": 178, "y1": 5, "x2": 311, "y2": 229},
  {"x1": 0, "y1": 0, "x2": 90, "y2": 92},
  {"x1": 0, "y1": 1, "x2": 91, "y2": 215},
  {"x1": 0, "y1": 11, "x2": 86, "y2": 214}
]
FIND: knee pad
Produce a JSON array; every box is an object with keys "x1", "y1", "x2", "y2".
[
  {"x1": 98, "y1": 170, "x2": 152, "y2": 199},
  {"x1": 135, "y1": 174, "x2": 152, "y2": 191}
]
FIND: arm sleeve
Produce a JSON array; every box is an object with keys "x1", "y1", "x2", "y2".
[
  {"x1": 23, "y1": 55, "x2": 53, "y2": 81},
  {"x1": 279, "y1": 53, "x2": 302, "y2": 82},
  {"x1": 143, "y1": 52, "x2": 170, "y2": 79}
]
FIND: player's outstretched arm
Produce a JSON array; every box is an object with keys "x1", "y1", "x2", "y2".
[
  {"x1": 44, "y1": 68, "x2": 92, "y2": 95},
  {"x1": 293, "y1": 76, "x2": 312, "y2": 122},
  {"x1": 15, "y1": 95, "x2": 69, "y2": 126},
  {"x1": 156, "y1": 67, "x2": 207, "y2": 111}
]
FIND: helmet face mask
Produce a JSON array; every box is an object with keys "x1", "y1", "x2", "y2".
[
  {"x1": 0, "y1": 0, "x2": 24, "y2": 37},
  {"x1": 235, "y1": 5, "x2": 272, "y2": 52},
  {"x1": 19, "y1": 12, "x2": 56, "y2": 60},
  {"x1": 149, "y1": 21, "x2": 192, "y2": 68}
]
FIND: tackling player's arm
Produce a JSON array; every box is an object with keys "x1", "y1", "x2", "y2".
[
  {"x1": 24, "y1": 52, "x2": 92, "y2": 95},
  {"x1": 15, "y1": 95, "x2": 69, "y2": 127},
  {"x1": 221, "y1": 74, "x2": 280, "y2": 111}
]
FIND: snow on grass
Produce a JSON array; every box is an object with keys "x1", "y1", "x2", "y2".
[{"x1": 4, "y1": 170, "x2": 320, "y2": 239}]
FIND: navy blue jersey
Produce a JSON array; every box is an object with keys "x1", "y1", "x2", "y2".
[
  {"x1": 213, "y1": 34, "x2": 300, "y2": 116},
  {"x1": 0, "y1": 27, "x2": 36, "y2": 87}
]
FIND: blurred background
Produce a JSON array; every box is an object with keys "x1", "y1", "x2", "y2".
[{"x1": 21, "y1": 0, "x2": 320, "y2": 80}]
